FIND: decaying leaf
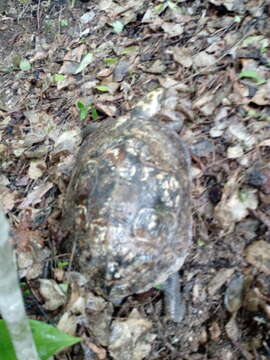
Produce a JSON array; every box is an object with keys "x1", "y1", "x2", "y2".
[
  {"x1": 109, "y1": 309, "x2": 155, "y2": 360},
  {"x1": 215, "y1": 171, "x2": 258, "y2": 231},
  {"x1": 39, "y1": 279, "x2": 67, "y2": 311},
  {"x1": 245, "y1": 240, "x2": 270, "y2": 275}
]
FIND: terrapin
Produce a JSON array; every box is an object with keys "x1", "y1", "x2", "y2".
[{"x1": 63, "y1": 88, "x2": 192, "y2": 322}]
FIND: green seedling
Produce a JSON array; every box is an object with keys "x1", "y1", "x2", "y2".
[
  {"x1": 95, "y1": 85, "x2": 109, "y2": 92},
  {"x1": 103, "y1": 57, "x2": 118, "y2": 65},
  {"x1": 238, "y1": 70, "x2": 266, "y2": 85},
  {"x1": 76, "y1": 101, "x2": 99, "y2": 121},
  {"x1": 53, "y1": 74, "x2": 65, "y2": 82}
]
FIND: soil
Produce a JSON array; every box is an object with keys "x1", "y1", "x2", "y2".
[{"x1": 1, "y1": 0, "x2": 270, "y2": 359}]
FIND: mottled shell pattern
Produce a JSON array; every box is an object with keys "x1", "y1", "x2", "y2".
[{"x1": 63, "y1": 89, "x2": 192, "y2": 302}]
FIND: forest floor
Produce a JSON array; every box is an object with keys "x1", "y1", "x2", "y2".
[{"x1": 1, "y1": 0, "x2": 270, "y2": 359}]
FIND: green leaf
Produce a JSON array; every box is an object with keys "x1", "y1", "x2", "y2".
[
  {"x1": 90, "y1": 105, "x2": 99, "y2": 121},
  {"x1": 59, "y1": 283, "x2": 68, "y2": 293},
  {"x1": 154, "y1": 3, "x2": 165, "y2": 13},
  {"x1": 95, "y1": 85, "x2": 109, "y2": 92},
  {"x1": 234, "y1": 15, "x2": 242, "y2": 23},
  {"x1": 112, "y1": 20, "x2": 124, "y2": 34},
  {"x1": 76, "y1": 101, "x2": 89, "y2": 121},
  {"x1": 60, "y1": 19, "x2": 68, "y2": 27},
  {"x1": 121, "y1": 46, "x2": 139, "y2": 55},
  {"x1": 57, "y1": 260, "x2": 69, "y2": 269},
  {"x1": 167, "y1": 1, "x2": 177, "y2": 10},
  {"x1": 197, "y1": 239, "x2": 206, "y2": 247},
  {"x1": 53, "y1": 74, "x2": 65, "y2": 82},
  {"x1": 103, "y1": 57, "x2": 118, "y2": 65},
  {"x1": 75, "y1": 53, "x2": 93, "y2": 74},
  {"x1": 243, "y1": 35, "x2": 264, "y2": 46},
  {"x1": 154, "y1": 284, "x2": 164, "y2": 291},
  {"x1": 0, "y1": 319, "x2": 81, "y2": 360},
  {"x1": 19, "y1": 59, "x2": 31, "y2": 71},
  {"x1": 32, "y1": 320, "x2": 81, "y2": 359},
  {"x1": 0, "y1": 320, "x2": 17, "y2": 360},
  {"x1": 238, "y1": 70, "x2": 266, "y2": 85}
]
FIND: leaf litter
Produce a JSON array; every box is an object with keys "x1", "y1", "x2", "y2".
[{"x1": 0, "y1": 0, "x2": 270, "y2": 359}]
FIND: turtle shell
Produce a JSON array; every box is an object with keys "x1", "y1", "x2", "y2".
[{"x1": 63, "y1": 113, "x2": 192, "y2": 302}]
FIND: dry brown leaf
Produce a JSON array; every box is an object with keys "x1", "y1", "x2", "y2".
[
  {"x1": 172, "y1": 47, "x2": 193, "y2": 68},
  {"x1": 225, "y1": 314, "x2": 240, "y2": 342},
  {"x1": 208, "y1": 268, "x2": 235, "y2": 297},
  {"x1": 39, "y1": 279, "x2": 66, "y2": 311},
  {"x1": 161, "y1": 22, "x2": 183, "y2": 37},
  {"x1": 109, "y1": 309, "x2": 154, "y2": 360},
  {"x1": 245, "y1": 240, "x2": 270, "y2": 275},
  {"x1": 28, "y1": 159, "x2": 46, "y2": 180},
  {"x1": 193, "y1": 51, "x2": 216, "y2": 68},
  {"x1": 18, "y1": 182, "x2": 54, "y2": 209},
  {"x1": 0, "y1": 186, "x2": 17, "y2": 212}
]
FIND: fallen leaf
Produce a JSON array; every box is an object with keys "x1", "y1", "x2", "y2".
[
  {"x1": 161, "y1": 22, "x2": 183, "y2": 37},
  {"x1": 193, "y1": 51, "x2": 216, "y2": 67},
  {"x1": 18, "y1": 182, "x2": 54, "y2": 209},
  {"x1": 28, "y1": 160, "x2": 46, "y2": 179},
  {"x1": 245, "y1": 240, "x2": 270, "y2": 275},
  {"x1": 39, "y1": 279, "x2": 67, "y2": 311}
]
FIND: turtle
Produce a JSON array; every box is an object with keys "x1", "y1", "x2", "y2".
[{"x1": 63, "y1": 88, "x2": 192, "y2": 322}]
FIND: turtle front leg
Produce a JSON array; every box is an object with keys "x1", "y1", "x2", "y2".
[{"x1": 164, "y1": 272, "x2": 185, "y2": 323}]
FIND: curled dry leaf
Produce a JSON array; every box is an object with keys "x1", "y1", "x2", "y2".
[
  {"x1": 250, "y1": 80, "x2": 270, "y2": 105},
  {"x1": 215, "y1": 171, "x2": 258, "y2": 232},
  {"x1": 85, "y1": 292, "x2": 114, "y2": 347},
  {"x1": 228, "y1": 123, "x2": 256, "y2": 149},
  {"x1": 245, "y1": 240, "x2": 270, "y2": 275},
  {"x1": 173, "y1": 47, "x2": 193, "y2": 68},
  {"x1": 18, "y1": 182, "x2": 54, "y2": 209},
  {"x1": 53, "y1": 129, "x2": 81, "y2": 157},
  {"x1": 227, "y1": 144, "x2": 244, "y2": 159},
  {"x1": 208, "y1": 268, "x2": 235, "y2": 297},
  {"x1": 209, "y1": 321, "x2": 221, "y2": 341},
  {"x1": 0, "y1": 186, "x2": 17, "y2": 212},
  {"x1": 57, "y1": 312, "x2": 78, "y2": 337},
  {"x1": 224, "y1": 275, "x2": 245, "y2": 313},
  {"x1": 141, "y1": 8, "x2": 159, "y2": 23},
  {"x1": 109, "y1": 309, "x2": 155, "y2": 360},
  {"x1": 225, "y1": 314, "x2": 240, "y2": 343},
  {"x1": 17, "y1": 247, "x2": 51, "y2": 280},
  {"x1": 161, "y1": 22, "x2": 183, "y2": 37},
  {"x1": 39, "y1": 279, "x2": 66, "y2": 311},
  {"x1": 209, "y1": 0, "x2": 244, "y2": 12},
  {"x1": 28, "y1": 160, "x2": 46, "y2": 180},
  {"x1": 95, "y1": 102, "x2": 118, "y2": 116},
  {"x1": 193, "y1": 51, "x2": 216, "y2": 68}
]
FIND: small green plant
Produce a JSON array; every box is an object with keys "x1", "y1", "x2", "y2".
[
  {"x1": 57, "y1": 261, "x2": 69, "y2": 269},
  {"x1": 60, "y1": 19, "x2": 68, "y2": 27},
  {"x1": 154, "y1": 284, "x2": 164, "y2": 291},
  {"x1": 238, "y1": 69, "x2": 266, "y2": 85},
  {"x1": 0, "y1": 319, "x2": 81, "y2": 360},
  {"x1": 20, "y1": 282, "x2": 31, "y2": 297},
  {"x1": 53, "y1": 74, "x2": 65, "y2": 83},
  {"x1": 95, "y1": 85, "x2": 109, "y2": 93},
  {"x1": 103, "y1": 57, "x2": 118, "y2": 65},
  {"x1": 76, "y1": 101, "x2": 99, "y2": 121}
]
